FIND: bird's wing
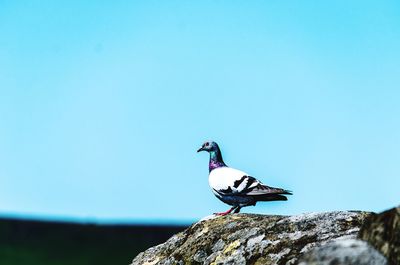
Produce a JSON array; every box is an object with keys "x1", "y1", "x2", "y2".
[
  {"x1": 209, "y1": 167, "x2": 290, "y2": 196},
  {"x1": 209, "y1": 167, "x2": 250, "y2": 194},
  {"x1": 208, "y1": 167, "x2": 259, "y2": 194}
]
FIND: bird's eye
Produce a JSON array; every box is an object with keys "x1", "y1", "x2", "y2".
[{"x1": 205, "y1": 142, "x2": 209, "y2": 146}]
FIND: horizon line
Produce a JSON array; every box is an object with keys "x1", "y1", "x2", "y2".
[{"x1": 0, "y1": 211, "x2": 193, "y2": 226}]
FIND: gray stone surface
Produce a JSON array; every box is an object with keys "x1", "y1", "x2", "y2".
[
  {"x1": 131, "y1": 211, "x2": 370, "y2": 265},
  {"x1": 359, "y1": 206, "x2": 400, "y2": 265},
  {"x1": 298, "y1": 238, "x2": 388, "y2": 265}
]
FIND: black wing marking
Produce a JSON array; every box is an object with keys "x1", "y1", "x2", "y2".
[
  {"x1": 232, "y1": 175, "x2": 258, "y2": 192},
  {"x1": 215, "y1": 175, "x2": 259, "y2": 195},
  {"x1": 216, "y1": 175, "x2": 292, "y2": 197},
  {"x1": 233, "y1": 176, "x2": 291, "y2": 195},
  {"x1": 218, "y1": 186, "x2": 233, "y2": 194}
]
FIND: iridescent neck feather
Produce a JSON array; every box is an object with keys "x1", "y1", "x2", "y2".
[{"x1": 209, "y1": 147, "x2": 227, "y2": 172}]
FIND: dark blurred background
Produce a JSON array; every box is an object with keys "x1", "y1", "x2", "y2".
[{"x1": 0, "y1": 217, "x2": 186, "y2": 265}]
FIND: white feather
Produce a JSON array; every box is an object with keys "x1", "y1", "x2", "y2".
[{"x1": 209, "y1": 167, "x2": 261, "y2": 194}]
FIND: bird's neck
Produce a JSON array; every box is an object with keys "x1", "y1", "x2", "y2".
[{"x1": 209, "y1": 148, "x2": 227, "y2": 172}]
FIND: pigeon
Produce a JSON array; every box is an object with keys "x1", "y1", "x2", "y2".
[{"x1": 197, "y1": 141, "x2": 292, "y2": 216}]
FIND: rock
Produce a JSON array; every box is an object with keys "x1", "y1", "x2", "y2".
[
  {"x1": 298, "y1": 238, "x2": 388, "y2": 265},
  {"x1": 131, "y1": 211, "x2": 370, "y2": 265},
  {"x1": 359, "y1": 206, "x2": 400, "y2": 265}
]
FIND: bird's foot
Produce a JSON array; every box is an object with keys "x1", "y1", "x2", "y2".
[
  {"x1": 233, "y1": 207, "x2": 241, "y2": 213},
  {"x1": 214, "y1": 211, "x2": 231, "y2": 216},
  {"x1": 213, "y1": 207, "x2": 237, "y2": 216}
]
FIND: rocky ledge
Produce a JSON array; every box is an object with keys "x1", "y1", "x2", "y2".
[
  {"x1": 359, "y1": 206, "x2": 400, "y2": 265},
  {"x1": 132, "y1": 206, "x2": 400, "y2": 265}
]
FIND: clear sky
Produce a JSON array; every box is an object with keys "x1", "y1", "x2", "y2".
[{"x1": 1, "y1": 1, "x2": 399, "y2": 224}]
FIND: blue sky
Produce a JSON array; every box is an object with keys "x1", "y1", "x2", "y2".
[{"x1": 0, "y1": 1, "x2": 399, "y2": 224}]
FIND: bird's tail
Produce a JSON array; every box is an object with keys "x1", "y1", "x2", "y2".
[
  {"x1": 253, "y1": 186, "x2": 293, "y2": 201},
  {"x1": 262, "y1": 185, "x2": 293, "y2": 195},
  {"x1": 253, "y1": 193, "x2": 289, "y2": 201},
  {"x1": 280, "y1": 189, "x2": 293, "y2": 195}
]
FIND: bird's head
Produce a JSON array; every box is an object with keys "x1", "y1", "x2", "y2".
[{"x1": 197, "y1": 141, "x2": 219, "y2": 153}]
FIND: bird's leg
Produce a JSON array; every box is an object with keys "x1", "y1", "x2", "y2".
[
  {"x1": 233, "y1": 206, "x2": 241, "y2": 213},
  {"x1": 214, "y1": 206, "x2": 237, "y2": 216}
]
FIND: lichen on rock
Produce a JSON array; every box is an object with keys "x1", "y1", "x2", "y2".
[{"x1": 131, "y1": 211, "x2": 371, "y2": 265}]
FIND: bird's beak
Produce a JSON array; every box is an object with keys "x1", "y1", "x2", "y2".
[{"x1": 197, "y1": 147, "x2": 204, "y2": 153}]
